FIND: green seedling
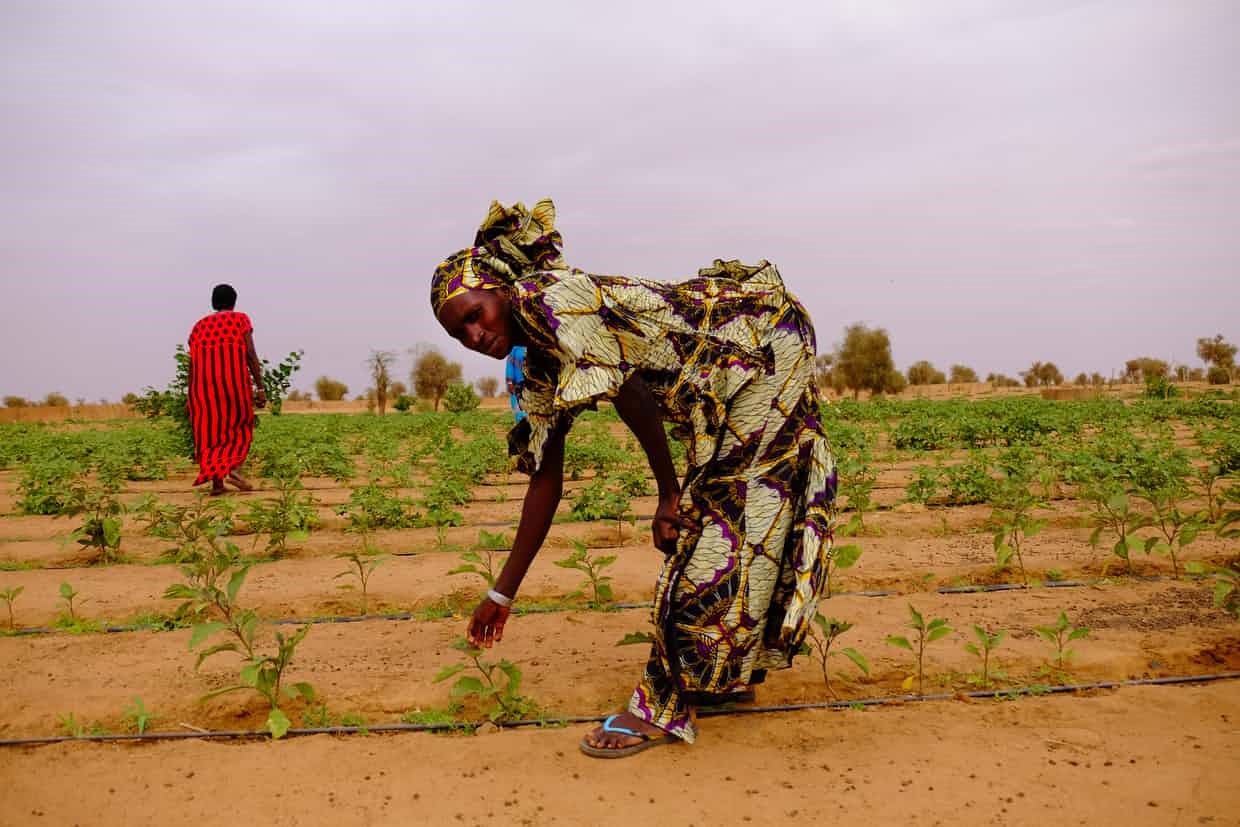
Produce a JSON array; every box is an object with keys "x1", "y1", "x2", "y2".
[
  {"x1": 616, "y1": 631, "x2": 656, "y2": 646},
  {"x1": 123, "y1": 697, "x2": 155, "y2": 735},
  {"x1": 63, "y1": 479, "x2": 126, "y2": 564},
  {"x1": 963, "y1": 625, "x2": 1006, "y2": 688},
  {"x1": 1, "y1": 585, "x2": 23, "y2": 629},
  {"x1": 989, "y1": 480, "x2": 1045, "y2": 585},
  {"x1": 570, "y1": 475, "x2": 636, "y2": 543},
  {"x1": 1084, "y1": 488, "x2": 1150, "y2": 575},
  {"x1": 449, "y1": 549, "x2": 504, "y2": 588},
  {"x1": 803, "y1": 614, "x2": 869, "y2": 698},
  {"x1": 58, "y1": 581, "x2": 82, "y2": 622},
  {"x1": 885, "y1": 604, "x2": 953, "y2": 695},
  {"x1": 57, "y1": 712, "x2": 85, "y2": 738},
  {"x1": 302, "y1": 703, "x2": 333, "y2": 728},
  {"x1": 1034, "y1": 612, "x2": 1089, "y2": 674},
  {"x1": 334, "y1": 547, "x2": 386, "y2": 614},
  {"x1": 339, "y1": 712, "x2": 369, "y2": 734},
  {"x1": 1138, "y1": 485, "x2": 1203, "y2": 578},
  {"x1": 836, "y1": 452, "x2": 878, "y2": 536},
  {"x1": 1210, "y1": 567, "x2": 1240, "y2": 621},
  {"x1": 164, "y1": 542, "x2": 315, "y2": 738},
  {"x1": 400, "y1": 707, "x2": 458, "y2": 727},
  {"x1": 244, "y1": 475, "x2": 318, "y2": 558},
  {"x1": 824, "y1": 544, "x2": 862, "y2": 598},
  {"x1": 554, "y1": 540, "x2": 616, "y2": 608},
  {"x1": 433, "y1": 637, "x2": 539, "y2": 723}
]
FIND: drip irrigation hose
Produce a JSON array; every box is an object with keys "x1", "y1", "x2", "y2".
[
  {"x1": 0, "y1": 575, "x2": 1194, "y2": 638},
  {"x1": 1, "y1": 671, "x2": 1236, "y2": 749}
]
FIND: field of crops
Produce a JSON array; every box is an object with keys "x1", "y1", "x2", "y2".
[{"x1": 1, "y1": 394, "x2": 1238, "y2": 824}]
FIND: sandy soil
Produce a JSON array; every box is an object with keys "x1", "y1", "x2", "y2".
[
  {"x1": 1, "y1": 682, "x2": 1237, "y2": 826},
  {"x1": 1, "y1": 414, "x2": 1238, "y2": 826}
]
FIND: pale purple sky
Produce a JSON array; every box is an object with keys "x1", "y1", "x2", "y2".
[{"x1": 2, "y1": 0, "x2": 1237, "y2": 400}]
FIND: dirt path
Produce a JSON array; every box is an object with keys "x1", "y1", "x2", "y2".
[{"x1": 1, "y1": 681, "x2": 1236, "y2": 826}]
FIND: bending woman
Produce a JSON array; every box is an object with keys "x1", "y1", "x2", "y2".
[{"x1": 431, "y1": 200, "x2": 837, "y2": 757}]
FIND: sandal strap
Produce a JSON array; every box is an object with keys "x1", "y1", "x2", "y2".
[{"x1": 600, "y1": 714, "x2": 650, "y2": 740}]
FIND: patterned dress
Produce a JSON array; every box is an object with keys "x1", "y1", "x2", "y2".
[
  {"x1": 187, "y1": 311, "x2": 255, "y2": 485},
  {"x1": 508, "y1": 259, "x2": 838, "y2": 742}
]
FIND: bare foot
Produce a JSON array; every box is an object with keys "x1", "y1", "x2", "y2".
[
  {"x1": 226, "y1": 472, "x2": 253, "y2": 492},
  {"x1": 581, "y1": 711, "x2": 669, "y2": 752},
  {"x1": 209, "y1": 479, "x2": 226, "y2": 497}
]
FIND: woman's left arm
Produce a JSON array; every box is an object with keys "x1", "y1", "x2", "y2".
[
  {"x1": 244, "y1": 331, "x2": 267, "y2": 408},
  {"x1": 612, "y1": 374, "x2": 685, "y2": 554}
]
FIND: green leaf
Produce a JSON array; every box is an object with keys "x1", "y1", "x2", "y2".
[
  {"x1": 885, "y1": 635, "x2": 913, "y2": 651},
  {"x1": 906, "y1": 604, "x2": 925, "y2": 630},
  {"x1": 193, "y1": 641, "x2": 239, "y2": 669},
  {"x1": 239, "y1": 662, "x2": 261, "y2": 687},
  {"x1": 1185, "y1": 561, "x2": 1206, "y2": 575},
  {"x1": 1179, "y1": 526, "x2": 1199, "y2": 546},
  {"x1": 964, "y1": 643, "x2": 979, "y2": 656},
  {"x1": 1106, "y1": 492, "x2": 1127, "y2": 512},
  {"x1": 1067, "y1": 627, "x2": 1090, "y2": 642},
  {"x1": 927, "y1": 625, "x2": 953, "y2": 643},
  {"x1": 840, "y1": 647, "x2": 869, "y2": 675},
  {"x1": 267, "y1": 708, "x2": 291, "y2": 739},
  {"x1": 833, "y1": 545, "x2": 863, "y2": 569},
  {"x1": 188, "y1": 621, "x2": 227, "y2": 651},
  {"x1": 450, "y1": 676, "x2": 486, "y2": 699},
  {"x1": 101, "y1": 518, "x2": 122, "y2": 548},
  {"x1": 616, "y1": 631, "x2": 655, "y2": 646},
  {"x1": 433, "y1": 663, "x2": 466, "y2": 683},
  {"x1": 290, "y1": 682, "x2": 316, "y2": 702},
  {"x1": 1024, "y1": 521, "x2": 1044, "y2": 538},
  {"x1": 226, "y1": 568, "x2": 250, "y2": 604}
]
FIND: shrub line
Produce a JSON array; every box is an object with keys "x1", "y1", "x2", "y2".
[{"x1": 2, "y1": 671, "x2": 1236, "y2": 748}]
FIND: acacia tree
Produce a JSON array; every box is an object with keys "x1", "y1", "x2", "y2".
[
  {"x1": 833, "y1": 324, "x2": 904, "y2": 398},
  {"x1": 476, "y1": 376, "x2": 500, "y2": 398},
  {"x1": 949, "y1": 364, "x2": 978, "y2": 384},
  {"x1": 413, "y1": 349, "x2": 463, "y2": 411},
  {"x1": 1197, "y1": 334, "x2": 1236, "y2": 371},
  {"x1": 906, "y1": 360, "x2": 946, "y2": 386},
  {"x1": 1122, "y1": 357, "x2": 1168, "y2": 383},
  {"x1": 367, "y1": 350, "x2": 397, "y2": 415},
  {"x1": 314, "y1": 377, "x2": 348, "y2": 401},
  {"x1": 1020, "y1": 362, "x2": 1063, "y2": 387}
]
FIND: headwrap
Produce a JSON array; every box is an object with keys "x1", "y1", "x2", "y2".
[{"x1": 429, "y1": 198, "x2": 565, "y2": 315}]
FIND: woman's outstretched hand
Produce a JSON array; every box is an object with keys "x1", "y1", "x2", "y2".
[
  {"x1": 467, "y1": 597, "x2": 511, "y2": 648},
  {"x1": 652, "y1": 493, "x2": 688, "y2": 555}
]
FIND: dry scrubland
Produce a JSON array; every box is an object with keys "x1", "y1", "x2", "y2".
[{"x1": 0, "y1": 392, "x2": 1238, "y2": 826}]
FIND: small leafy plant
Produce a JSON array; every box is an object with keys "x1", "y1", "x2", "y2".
[
  {"x1": 824, "y1": 543, "x2": 862, "y2": 598},
  {"x1": 123, "y1": 697, "x2": 155, "y2": 735},
  {"x1": 449, "y1": 549, "x2": 504, "y2": 589},
  {"x1": 1034, "y1": 611, "x2": 1089, "y2": 675},
  {"x1": 963, "y1": 625, "x2": 1006, "y2": 688},
  {"x1": 989, "y1": 481, "x2": 1045, "y2": 585},
  {"x1": 803, "y1": 614, "x2": 869, "y2": 698},
  {"x1": 1, "y1": 585, "x2": 23, "y2": 629},
  {"x1": 164, "y1": 541, "x2": 315, "y2": 738},
  {"x1": 63, "y1": 478, "x2": 126, "y2": 564},
  {"x1": 334, "y1": 547, "x2": 386, "y2": 614},
  {"x1": 885, "y1": 604, "x2": 953, "y2": 695},
  {"x1": 244, "y1": 474, "x2": 319, "y2": 558},
  {"x1": 570, "y1": 475, "x2": 636, "y2": 543},
  {"x1": 554, "y1": 540, "x2": 616, "y2": 608},
  {"x1": 1084, "y1": 488, "x2": 1150, "y2": 575},
  {"x1": 433, "y1": 637, "x2": 538, "y2": 723}
]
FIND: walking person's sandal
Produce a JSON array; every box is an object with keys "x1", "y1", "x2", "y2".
[{"x1": 579, "y1": 714, "x2": 678, "y2": 759}]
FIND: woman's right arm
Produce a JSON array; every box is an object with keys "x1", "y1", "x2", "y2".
[{"x1": 466, "y1": 421, "x2": 567, "y2": 647}]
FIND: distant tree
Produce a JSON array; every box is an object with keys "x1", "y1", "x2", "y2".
[
  {"x1": 476, "y1": 376, "x2": 500, "y2": 398},
  {"x1": 314, "y1": 376, "x2": 349, "y2": 401},
  {"x1": 1020, "y1": 362, "x2": 1062, "y2": 388},
  {"x1": 286, "y1": 389, "x2": 310, "y2": 402},
  {"x1": 367, "y1": 349, "x2": 398, "y2": 416},
  {"x1": 413, "y1": 349, "x2": 462, "y2": 411},
  {"x1": 1188, "y1": 367, "x2": 1205, "y2": 382},
  {"x1": 1073, "y1": 373, "x2": 1089, "y2": 386},
  {"x1": 1197, "y1": 334, "x2": 1237, "y2": 370},
  {"x1": 1122, "y1": 357, "x2": 1168, "y2": 383},
  {"x1": 1208, "y1": 366, "x2": 1232, "y2": 385},
  {"x1": 906, "y1": 360, "x2": 946, "y2": 386},
  {"x1": 389, "y1": 381, "x2": 408, "y2": 398},
  {"x1": 814, "y1": 354, "x2": 834, "y2": 393},
  {"x1": 985, "y1": 373, "x2": 1021, "y2": 388},
  {"x1": 42, "y1": 393, "x2": 69, "y2": 407},
  {"x1": 444, "y1": 382, "x2": 480, "y2": 413},
  {"x1": 949, "y1": 364, "x2": 978, "y2": 384},
  {"x1": 833, "y1": 324, "x2": 902, "y2": 398},
  {"x1": 121, "y1": 392, "x2": 140, "y2": 405},
  {"x1": 3, "y1": 395, "x2": 30, "y2": 408},
  {"x1": 1090, "y1": 373, "x2": 1107, "y2": 387}
]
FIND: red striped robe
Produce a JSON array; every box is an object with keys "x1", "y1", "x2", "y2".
[{"x1": 188, "y1": 311, "x2": 255, "y2": 485}]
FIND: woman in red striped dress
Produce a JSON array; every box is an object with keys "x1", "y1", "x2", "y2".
[{"x1": 187, "y1": 284, "x2": 267, "y2": 494}]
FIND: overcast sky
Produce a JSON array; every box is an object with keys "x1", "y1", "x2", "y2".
[{"x1": 1, "y1": 0, "x2": 1237, "y2": 400}]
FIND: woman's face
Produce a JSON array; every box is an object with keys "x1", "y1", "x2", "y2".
[{"x1": 436, "y1": 288, "x2": 521, "y2": 360}]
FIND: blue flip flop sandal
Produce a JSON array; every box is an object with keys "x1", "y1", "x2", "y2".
[{"x1": 579, "y1": 714, "x2": 678, "y2": 759}]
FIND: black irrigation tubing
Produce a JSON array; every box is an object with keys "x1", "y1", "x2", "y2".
[
  {"x1": 2, "y1": 576, "x2": 1191, "y2": 638},
  {"x1": 2, "y1": 671, "x2": 1237, "y2": 749}
]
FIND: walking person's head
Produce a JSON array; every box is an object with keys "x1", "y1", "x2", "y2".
[{"x1": 211, "y1": 284, "x2": 237, "y2": 311}]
